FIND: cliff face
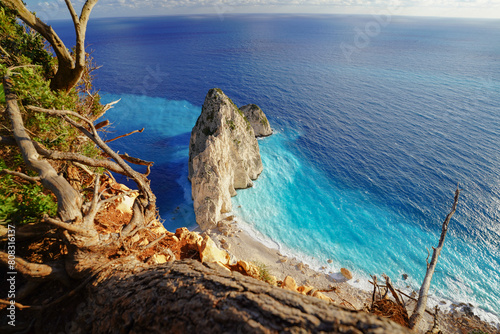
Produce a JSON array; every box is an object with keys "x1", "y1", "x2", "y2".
[
  {"x1": 188, "y1": 88, "x2": 264, "y2": 229},
  {"x1": 240, "y1": 104, "x2": 273, "y2": 137}
]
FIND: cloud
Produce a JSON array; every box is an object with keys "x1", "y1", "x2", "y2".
[{"x1": 32, "y1": 0, "x2": 500, "y2": 19}]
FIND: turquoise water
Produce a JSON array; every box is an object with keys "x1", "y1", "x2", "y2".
[{"x1": 48, "y1": 14, "x2": 500, "y2": 322}]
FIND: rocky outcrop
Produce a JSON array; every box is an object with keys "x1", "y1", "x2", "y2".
[
  {"x1": 240, "y1": 104, "x2": 273, "y2": 137},
  {"x1": 188, "y1": 88, "x2": 265, "y2": 230}
]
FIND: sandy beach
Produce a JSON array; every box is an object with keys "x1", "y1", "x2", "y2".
[{"x1": 204, "y1": 215, "x2": 378, "y2": 310}]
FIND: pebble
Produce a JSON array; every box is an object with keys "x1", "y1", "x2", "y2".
[{"x1": 327, "y1": 259, "x2": 333, "y2": 264}]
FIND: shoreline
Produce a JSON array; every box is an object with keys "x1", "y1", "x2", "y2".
[
  {"x1": 194, "y1": 213, "x2": 500, "y2": 333},
  {"x1": 201, "y1": 214, "x2": 373, "y2": 311}
]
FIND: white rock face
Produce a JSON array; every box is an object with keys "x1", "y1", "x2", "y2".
[
  {"x1": 188, "y1": 88, "x2": 265, "y2": 230},
  {"x1": 240, "y1": 104, "x2": 273, "y2": 137}
]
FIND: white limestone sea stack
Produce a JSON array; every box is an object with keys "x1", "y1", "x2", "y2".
[{"x1": 188, "y1": 88, "x2": 271, "y2": 230}]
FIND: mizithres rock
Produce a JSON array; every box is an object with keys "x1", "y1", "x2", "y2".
[
  {"x1": 188, "y1": 88, "x2": 270, "y2": 230},
  {"x1": 240, "y1": 104, "x2": 273, "y2": 137}
]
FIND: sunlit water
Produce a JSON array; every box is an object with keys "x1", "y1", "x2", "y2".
[{"x1": 51, "y1": 14, "x2": 500, "y2": 322}]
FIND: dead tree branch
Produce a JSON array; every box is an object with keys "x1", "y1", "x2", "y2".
[
  {"x1": 0, "y1": 169, "x2": 40, "y2": 182},
  {"x1": 26, "y1": 105, "x2": 156, "y2": 222},
  {"x1": 383, "y1": 274, "x2": 404, "y2": 308},
  {"x1": 43, "y1": 215, "x2": 96, "y2": 237},
  {"x1": 32, "y1": 142, "x2": 128, "y2": 175},
  {"x1": 105, "y1": 128, "x2": 144, "y2": 143},
  {"x1": 409, "y1": 186, "x2": 461, "y2": 330}
]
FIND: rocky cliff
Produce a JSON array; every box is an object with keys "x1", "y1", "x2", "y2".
[
  {"x1": 240, "y1": 104, "x2": 273, "y2": 137},
  {"x1": 188, "y1": 88, "x2": 267, "y2": 230}
]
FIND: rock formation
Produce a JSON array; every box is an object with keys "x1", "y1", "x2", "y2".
[
  {"x1": 188, "y1": 88, "x2": 267, "y2": 229},
  {"x1": 240, "y1": 104, "x2": 273, "y2": 137}
]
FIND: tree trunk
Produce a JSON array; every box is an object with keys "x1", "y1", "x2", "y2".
[
  {"x1": 61, "y1": 260, "x2": 412, "y2": 334},
  {"x1": 2, "y1": 0, "x2": 98, "y2": 92}
]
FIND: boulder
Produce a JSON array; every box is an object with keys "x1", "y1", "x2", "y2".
[
  {"x1": 312, "y1": 291, "x2": 331, "y2": 302},
  {"x1": 198, "y1": 234, "x2": 230, "y2": 267},
  {"x1": 341, "y1": 268, "x2": 353, "y2": 280},
  {"x1": 237, "y1": 260, "x2": 260, "y2": 278},
  {"x1": 282, "y1": 276, "x2": 298, "y2": 292},
  {"x1": 239, "y1": 104, "x2": 272, "y2": 137}
]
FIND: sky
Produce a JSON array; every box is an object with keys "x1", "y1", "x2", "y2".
[{"x1": 32, "y1": 0, "x2": 500, "y2": 21}]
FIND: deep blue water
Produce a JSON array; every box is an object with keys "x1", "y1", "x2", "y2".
[{"x1": 51, "y1": 15, "x2": 499, "y2": 321}]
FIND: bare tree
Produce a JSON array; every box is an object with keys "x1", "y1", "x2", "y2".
[
  {"x1": 2, "y1": 0, "x2": 98, "y2": 92},
  {"x1": 409, "y1": 186, "x2": 461, "y2": 329}
]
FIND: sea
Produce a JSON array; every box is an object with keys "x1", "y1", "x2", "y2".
[{"x1": 50, "y1": 14, "x2": 500, "y2": 323}]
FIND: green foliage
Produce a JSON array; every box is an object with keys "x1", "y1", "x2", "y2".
[
  {"x1": 0, "y1": 83, "x2": 4, "y2": 104},
  {"x1": 0, "y1": 160, "x2": 57, "y2": 226},
  {"x1": 11, "y1": 66, "x2": 77, "y2": 109},
  {"x1": 260, "y1": 117, "x2": 269, "y2": 127},
  {"x1": 226, "y1": 118, "x2": 236, "y2": 131},
  {"x1": 0, "y1": 5, "x2": 55, "y2": 76},
  {"x1": 0, "y1": 5, "x2": 106, "y2": 226},
  {"x1": 253, "y1": 261, "x2": 274, "y2": 284}
]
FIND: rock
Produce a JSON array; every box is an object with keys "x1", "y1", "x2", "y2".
[
  {"x1": 175, "y1": 227, "x2": 203, "y2": 245},
  {"x1": 115, "y1": 193, "x2": 138, "y2": 214},
  {"x1": 239, "y1": 104, "x2": 272, "y2": 137},
  {"x1": 188, "y1": 89, "x2": 265, "y2": 229},
  {"x1": 340, "y1": 268, "x2": 353, "y2": 280},
  {"x1": 151, "y1": 254, "x2": 167, "y2": 264},
  {"x1": 237, "y1": 260, "x2": 260, "y2": 278},
  {"x1": 150, "y1": 219, "x2": 169, "y2": 235},
  {"x1": 197, "y1": 235, "x2": 230, "y2": 267},
  {"x1": 402, "y1": 273, "x2": 408, "y2": 280},
  {"x1": 297, "y1": 285, "x2": 314, "y2": 295},
  {"x1": 282, "y1": 276, "x2": 298, "y2": 292},
  {"x1": 279, "y1": 258, "x2": 287, "y2": 263},
  {"x1": 327, "y1": 259, "x2": 333, "y2": 264},
  {"x1": 312, "y1": 291, "x2": 331, "y2": 302}
]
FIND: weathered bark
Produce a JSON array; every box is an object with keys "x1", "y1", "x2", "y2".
[
  {"x1": 66, "y1": 260, "x2": 412, "y2": 334},
  {"x1": 3, "y1": 76, "x2": 82, "y2": 223},
  {"x1": 409, "y1": 187, "x2": 460, "y2": 330},
  {"x1": 2, "y1": 0, "x2": 98, "y2": 91}
]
